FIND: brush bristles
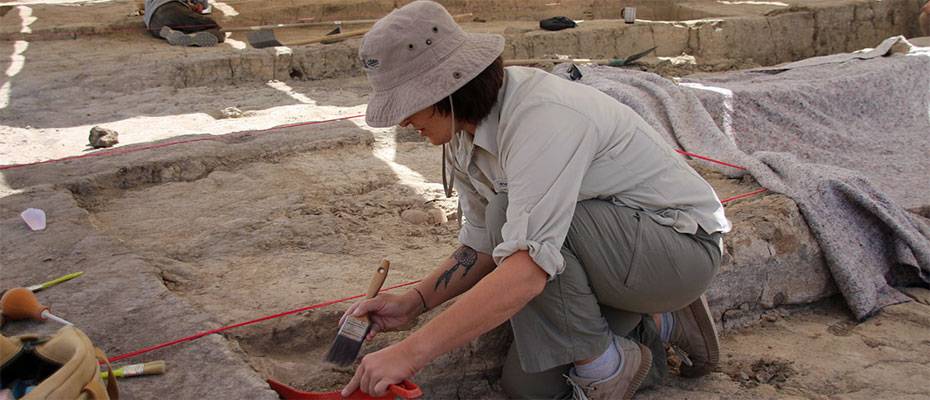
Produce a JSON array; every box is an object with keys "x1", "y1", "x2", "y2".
[
  {"x1": 324, "y1": 334, "x2": 365, "y2": 367},
  {"x1": 324, "y1": 317, "x2": 370, "y2": 367},
  {"x1": 143, "y1": 360, "x2": 167, "y2": 375}
]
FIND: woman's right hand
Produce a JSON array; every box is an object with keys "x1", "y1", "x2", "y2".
[{"x1": 339, "y1": 291, "x2": 423, "y2": 340}]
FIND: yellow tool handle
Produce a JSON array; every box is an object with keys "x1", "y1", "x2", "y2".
[
  {"x1": 101, "y1": 360, "x2": 166, "y2": 379},
  {"x1": 27, "y1": 271, "x2": 84, "y2": 292}
]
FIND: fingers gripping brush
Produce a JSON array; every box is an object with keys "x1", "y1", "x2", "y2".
[{"x1": 325, "y1": 260, "x2": 390, "y2": 366}]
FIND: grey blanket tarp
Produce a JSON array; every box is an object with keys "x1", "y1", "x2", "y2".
[{"x1": 555, "y1": 37, "x2": 930, "y2": 320}]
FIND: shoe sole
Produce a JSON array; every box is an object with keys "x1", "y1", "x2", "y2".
[
  {"x1": 188, "y1": 31, "x2": 218, "y2": 47},
  {"x1": 162, "y1": 27, "x2": 218, "y2": 47},
  {"x1": 680, "y1": 295, "x2": 720, "y2": 378},
  {"x1": 622, "y1": 343, "x2": 653, "y2": 400}
]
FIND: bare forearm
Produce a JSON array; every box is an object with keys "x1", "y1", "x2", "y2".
[
  {"x1": 400, "y1": 251, "x2": 547, "y2": 369},
  {"x1": 412, "y1": 245, "x2": 496, "y2": 311}
]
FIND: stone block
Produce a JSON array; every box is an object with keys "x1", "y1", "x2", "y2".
[
  {"x1": 649, "y1": 22, "x2": 690, "y2": 57},
  {"x1": 708, "y1": 195, "x2": 836, "y2": 328},
  {"x1": 765, "y1": 11, "x2": 817, "y2": 63}
]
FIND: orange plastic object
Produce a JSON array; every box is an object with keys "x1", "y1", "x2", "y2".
[
  {"x1": 267, "y1": 378, "x2": 422, "y2": 400},
  {"x1": 0, "y1": 287, "x2": 48, "y2": 320}
]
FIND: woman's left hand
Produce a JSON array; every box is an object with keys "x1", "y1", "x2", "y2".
[{"x1": 341, "y1": 342, "x2": 420, "y2": 397}]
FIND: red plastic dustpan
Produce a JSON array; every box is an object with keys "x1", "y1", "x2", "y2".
[{"x1": 267, "y1": 378, "x2": 422, "y2": 400}]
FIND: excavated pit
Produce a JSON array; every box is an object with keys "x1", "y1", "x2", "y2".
[{"x1": 55, "y1": 123, "x2": 828, "y2": 398}]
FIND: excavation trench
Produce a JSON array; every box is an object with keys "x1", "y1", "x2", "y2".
[{"x1": 57, "y1": 123, "x2": 831, "y2": 398}]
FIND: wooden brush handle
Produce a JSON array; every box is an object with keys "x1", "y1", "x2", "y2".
[{"x1": 365, "y1": 260, "x2": 390, "y2": 299}]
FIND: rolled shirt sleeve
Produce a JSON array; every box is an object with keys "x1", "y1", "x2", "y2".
[{"x1": 492, "y1": 103, "x2": 597, "y2": 278}]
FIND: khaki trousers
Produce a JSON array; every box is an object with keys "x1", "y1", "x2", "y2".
[{"x1": 485, "y1": 195, "x2": 721, "y2": 399}]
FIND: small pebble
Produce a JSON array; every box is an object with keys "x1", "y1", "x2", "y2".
[
  {"x1": 88, "y1": 126, "x2": 119, "y2": 148},
  {"x1": 401, "y1": 209, "x2": 430, "y2": 225},
  {"x1": 426, "y1": 208, "x2": 447, "y2": 225},
  {"x1": 220, "y1": 106, "x2": 244, "y2": 118}
]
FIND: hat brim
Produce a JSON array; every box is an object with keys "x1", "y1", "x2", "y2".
[{"x1": 364, "y1": 33, "x2": 505, "y2": 128}]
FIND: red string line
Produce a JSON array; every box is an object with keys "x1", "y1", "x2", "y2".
[
  {"x1": 675, "y1": 149, "x2": 746, "y2": 170},
  {"x1": 720, "y1": 188, "x2": 768, "y2": 204},
  {"x1": 106, "y1": 280, "x2": 421, "y2": 364},
  {"x1": 0, "y1": 114, "x2": 365, "y2": 171}
]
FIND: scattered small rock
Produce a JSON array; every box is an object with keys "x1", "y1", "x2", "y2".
[
  {"x1": 401, "y1": 209, "x2": 430, "y2": 225},
  {"x1": 88, "y1": 126, "x2": 119, "y2": 148},
  {"x1": 426, "y1": 208, "x2": 447, "y2": 225},
  {"x1": 730, "y1": 358, "x2": 796, "y2": 388},
  {"x1": 827, "y1": 319, "x2": 856, "y2": 336},
  {"x1": 763, "y1": 312, "x2": 779, "y2": 322},
  {"x1": 220, "y1": 107, "x2": 244, "y2": 119},
  {"x1": 750, "y1": 358, "x2": 795, "y2": 385}
]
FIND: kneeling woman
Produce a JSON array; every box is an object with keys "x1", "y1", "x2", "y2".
[{"x1": 340, "y1": 2, "x2": 731, "y2": 399}]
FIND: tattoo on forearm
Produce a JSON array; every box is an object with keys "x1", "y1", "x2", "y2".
[{"x1": 434, "y1": 246, "x2": 478, "y2": 290}]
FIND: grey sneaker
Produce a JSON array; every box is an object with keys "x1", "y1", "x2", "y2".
[
  {"x1": 669, "y1": 295, "x2": 720, "y2": 377},
  {"x1": 565, "y1": 336, "x2": 652, "y2": 400},
  {"x1": 159, "y1": 26, "x2": 218, "y2": 47}
]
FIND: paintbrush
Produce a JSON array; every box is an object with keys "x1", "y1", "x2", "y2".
[
  {"x1": 324, "y1": 260, "x2": 390, "y2": 367},
  {"x1": 100, "y1": 360, "x2": 166, "y2": 379}
]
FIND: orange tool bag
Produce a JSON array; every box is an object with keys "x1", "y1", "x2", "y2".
[{"x1": 0, "y1": 326, "x2": 118, "y2": 399}]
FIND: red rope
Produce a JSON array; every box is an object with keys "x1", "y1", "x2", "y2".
[
  {"x1": 0, "y1": 114, "x2": 364, "y2": 171},
  {"x1": 675, "y1": 149, "x2": 746, "y2": 170},
  {"x1": 720, "y1": 188, "x2": 768, "y2": 204},
  {"x1": 672, "y1": 150, "x2": 768, "y2": 203},
  {"x1": 107, "y1": 279, "x2": 420, "y2": 364}
]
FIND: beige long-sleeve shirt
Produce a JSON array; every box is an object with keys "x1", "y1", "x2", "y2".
[{"x1": 450, "y1": 66, "x2": 731, "y2": 278}]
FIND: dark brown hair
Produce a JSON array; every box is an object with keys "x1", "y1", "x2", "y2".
[{"x1": 433, "y1": 56, "x2": 504, "y2": 125}]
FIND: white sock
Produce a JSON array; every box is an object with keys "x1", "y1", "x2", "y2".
[
  {"x1": 660, "y1": 312, "x2": 675, "y2": 342},
  {"x1": 574, "y1": 339, "x2": 623, "y2": 380}
]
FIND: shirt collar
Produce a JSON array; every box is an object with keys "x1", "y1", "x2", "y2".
[{"x1": 473, "y1": 73, "x2": 507, "y2": 156}]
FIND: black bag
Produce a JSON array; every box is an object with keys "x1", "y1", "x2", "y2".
[{"x1": 539, "y1": 16, "x2": 576, "y2": 31}]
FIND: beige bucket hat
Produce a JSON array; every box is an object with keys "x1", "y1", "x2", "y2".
[{"x1": 359, "y1": 1, "x2": 505, "y2": 128}]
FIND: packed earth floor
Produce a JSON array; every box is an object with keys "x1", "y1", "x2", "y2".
[{"x1": 1, "y1": 0, "x2": 930, "y2": 399}]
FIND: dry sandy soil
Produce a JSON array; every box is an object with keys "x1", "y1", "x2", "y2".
[{"x1": 1, "y1": 1, "x2": 929, "y2": 399}]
